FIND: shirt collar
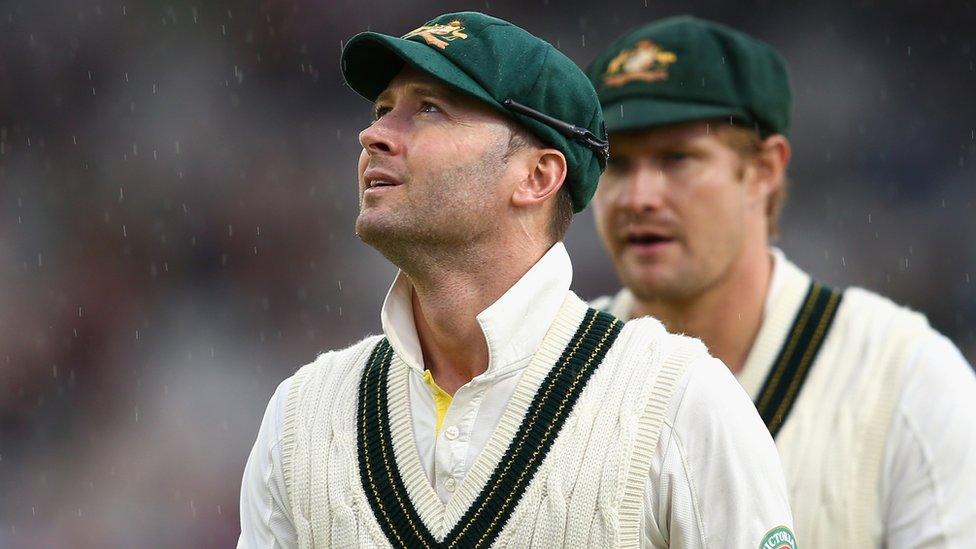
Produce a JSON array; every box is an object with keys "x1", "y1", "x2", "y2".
[{"x1": 380, "y1": 242, "x2": 574, "y2": 377}]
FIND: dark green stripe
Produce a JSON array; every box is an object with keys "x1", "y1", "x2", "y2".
[
  {"x1": 755, "y1": 281, "x2": 843, "y2": 438},
  {"x1": 356, "y1": 309, "x2": 622, "y2": 548},
  {"x1": 358, "y1": 339, "x2": 437, "y2": 548}
]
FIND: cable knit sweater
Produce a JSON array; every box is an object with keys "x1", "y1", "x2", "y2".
[{"x1": 282, "y1": 295, "x2": 701, "y2": 548}]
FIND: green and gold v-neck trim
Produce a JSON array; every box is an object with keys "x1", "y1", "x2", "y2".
[{"x1": 357, "y1": 304, "x2": 622, "y2": 548}]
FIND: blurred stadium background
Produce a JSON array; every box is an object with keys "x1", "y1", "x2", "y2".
[{"x1": 1, "y1": 0, "x2": 973, "y2": 546}]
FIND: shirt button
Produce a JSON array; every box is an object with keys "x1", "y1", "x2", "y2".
[
  {"x1": 444, "y1": 425, "x2": 459, "y2": 440},
  {"x1": 445, "y1": 477, "x2": 458, "y2": 492}
]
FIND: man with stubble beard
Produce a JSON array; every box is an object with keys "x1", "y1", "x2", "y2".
[
  {"x1": 588, "y1": 16, "x2": 976, "y2": 547},
  {"x1": 239, "y1": 11, "x2": 794, "y2": 549}
]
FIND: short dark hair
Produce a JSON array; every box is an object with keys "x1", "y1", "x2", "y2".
[{"x1": 504, "y1": 126, "x2": 574, "y2": 242}]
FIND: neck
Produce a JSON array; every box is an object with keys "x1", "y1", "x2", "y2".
[
  {"x1": 633, "y1": 245, "x2": 773, "y2": 374},
  {"x1": 406, "y1": 239, "x2": 551, "y2": 394}
]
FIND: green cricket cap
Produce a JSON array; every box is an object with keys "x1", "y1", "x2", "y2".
[
  {"x1": 341, "y1": 11, "x2": 608, "y2": 213},
  {"x1": 587, "y1": 15, "x2": 792, "y2": 136}
]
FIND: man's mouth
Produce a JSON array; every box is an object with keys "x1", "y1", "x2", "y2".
[
  {"x1": 623, "y1": 231, "x2": 676, "y2": 253},
  {"x1": 626, "y1": 234, "x2": 672, "y2": 245},
  {"x1": 362, "y1": 168, "x2": 403, "y2": 191}
]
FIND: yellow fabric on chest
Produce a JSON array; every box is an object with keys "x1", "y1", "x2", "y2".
[{"x1": 422, "y1": 370, "x2": 453, "y2": 434}]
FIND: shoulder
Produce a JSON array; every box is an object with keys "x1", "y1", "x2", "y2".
[
  {"x1": 287, "y1": 334, "x2": 385, "y2": 394},
  {"x1": 614, "y1": 316, "x2": 710, "y2": 368},
  {"x1": 836, "y1": 286, "x2": 931, "y2": 336}
]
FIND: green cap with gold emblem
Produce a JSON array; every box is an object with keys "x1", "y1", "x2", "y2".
[
  {"x1": 587, "y1": 16, "x2": 792, "y2": 137},
  {"x1": 341, "y1": 11, "x2": 608, "y2": 213}
]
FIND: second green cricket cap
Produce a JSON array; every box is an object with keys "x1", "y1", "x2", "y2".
[
  {"x1": 341, "y1": 11, "x2": 607, "y2": 213},
  {"x1": 587, "y1": 16, "x2": 792, "y2": 136}
]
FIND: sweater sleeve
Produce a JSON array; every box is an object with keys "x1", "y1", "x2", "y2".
[
  {"x1": 644, "y1": 355, "x2": 795, "y2": 547},
  {"x1": 238, "y1": 378, "x2": 297, "y2": 549},
  {"x1": 881, "y1": 333, "x2": 976, "y2": 548}
]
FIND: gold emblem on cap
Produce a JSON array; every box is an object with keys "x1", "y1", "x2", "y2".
[
  {"x1": 603, "y1": 40, "x2": 677, "y2": 86},
  {"x1": 402, "y1": 19, "x2": 469, "y2": 50}
]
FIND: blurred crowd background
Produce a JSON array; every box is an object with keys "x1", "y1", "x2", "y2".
[{"x1": 1, "y1": 0, "x2": 973, "y2": 546}]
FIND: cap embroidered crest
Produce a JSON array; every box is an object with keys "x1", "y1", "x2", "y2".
[
  {"x1": 603, "y1": 40, "x2": 677, "y2": 86},
  {"x1": 402, "y1": 19, "x2": 468, "y2": 49}
]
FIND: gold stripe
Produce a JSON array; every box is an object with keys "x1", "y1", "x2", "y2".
[
  {"x1": 449, "y1": 315, "x2": 620, "y2": 548},
  {"x1": 756, "y1": 283, "x2": 823, "y2": 412},
  {"x1": 366, "y1": 344, "x2": 432, "y2": 548},
  {"x1": 359, "y1": 345, "x2": 412, "y2": 548},
  {"x1": 768, "y1": 290, "x2": 841, "y2": 433}
]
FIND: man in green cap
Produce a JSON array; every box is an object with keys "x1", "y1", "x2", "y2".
[
  {"x1": 588, "y1": 15, "x2": 976, "y2": 548},
  {"x1": 238, "y1": 11, "x2": 795, "y2": 548}
]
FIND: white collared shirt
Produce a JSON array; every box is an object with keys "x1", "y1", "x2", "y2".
[{"x1": 238, "y1": 243, "x2": 793, "y2": 547}]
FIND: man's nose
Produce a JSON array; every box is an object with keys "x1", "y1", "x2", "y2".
[
  {"x1": 620, "y1": 163, "x2": 666, "y2": 213},
  {"x1": 359, "y1": 114, "x2": 403, "y2": 156}
]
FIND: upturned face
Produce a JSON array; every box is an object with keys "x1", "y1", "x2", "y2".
[
  {"x1": 356, "y1": 66, "x2": 515, "y2": 260},
  {"x1": 592, "y1": 121, "x2": 757, "y2": 302}
]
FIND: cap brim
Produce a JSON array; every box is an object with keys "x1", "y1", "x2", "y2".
[
  {"x1": 602, "y1": 96, "x2": 752, "y2": 133},
  {"x1": 342, "y1": 33, "x2": 498, "y2": 110}
]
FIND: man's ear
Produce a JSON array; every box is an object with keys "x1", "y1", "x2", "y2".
[
  {"x1": 511, "y1": 148, "x2": 568, "y2": 208},
  {"x1": 751, "y1": 134, "x2": 791, "y2": 203}
]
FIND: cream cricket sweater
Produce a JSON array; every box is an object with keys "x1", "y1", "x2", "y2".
[
  {"x1": 239, "y1": 243, "x2": 796, "y2": 548},
  {"x1": 280, "y1": 294, "x2": 701, "y2": 548},
  {"x1": 594, "y1": 249, "x2": 976, "y2": 547}
]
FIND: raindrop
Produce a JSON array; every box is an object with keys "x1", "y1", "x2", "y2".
[{"x1": 122, "y1": 224, "x2": 127, "y2": 238}]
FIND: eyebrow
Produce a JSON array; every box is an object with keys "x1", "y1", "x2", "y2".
[{"x1": 375, "y1": 84, "x2": 454, "y2": 106}]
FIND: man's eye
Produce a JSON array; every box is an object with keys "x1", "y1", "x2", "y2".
[
  {"x1": 663, "y1": 151, "x2": 689, "y2": 162},
  {"x1": 373, "y1": 106, "x2": 391, "y2": 120},
  {"x1": 419, "y1": 101, "x2": 442, "y2": 114}
]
